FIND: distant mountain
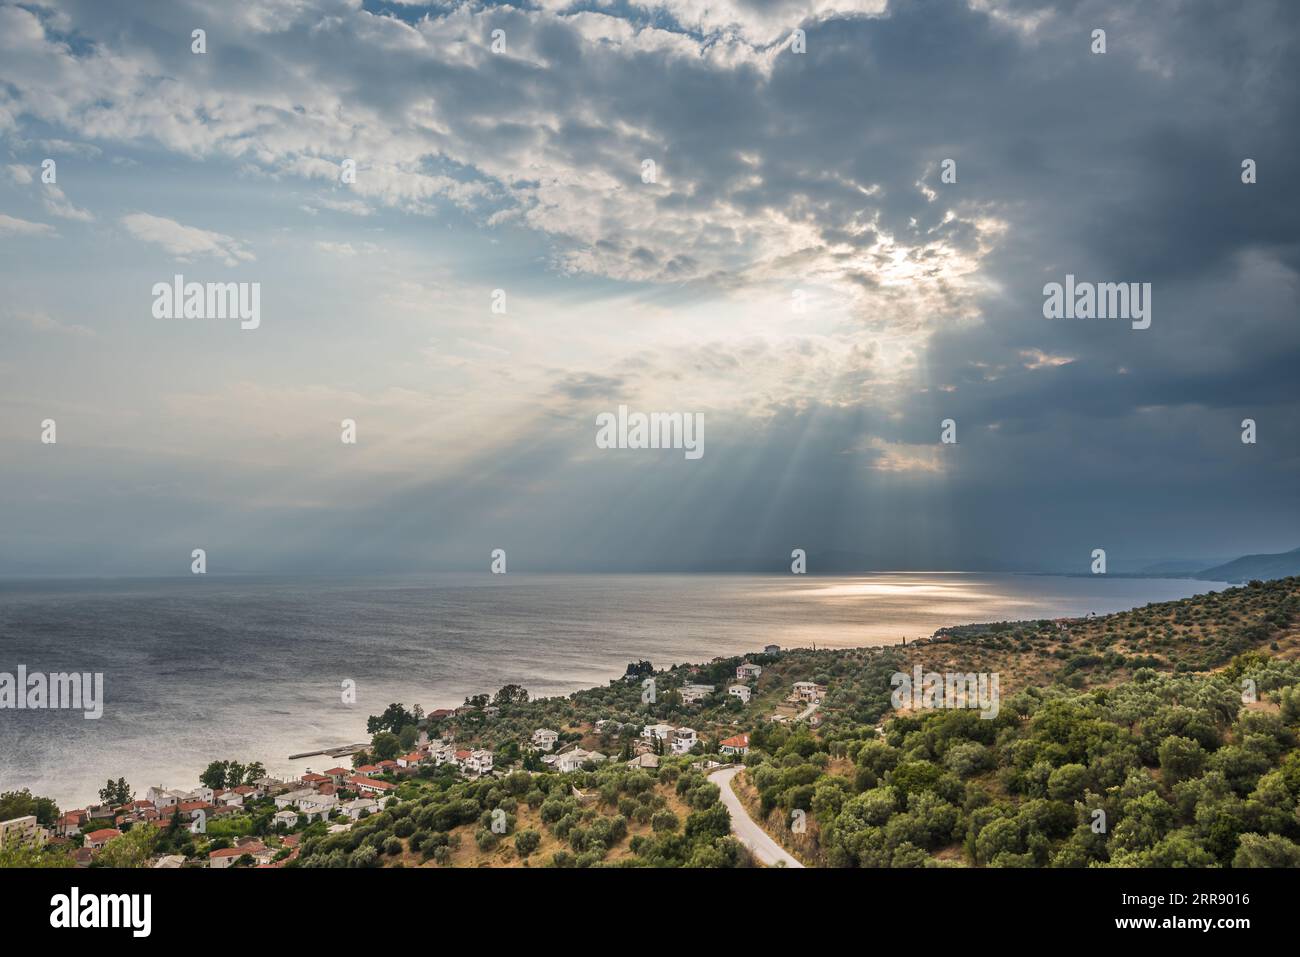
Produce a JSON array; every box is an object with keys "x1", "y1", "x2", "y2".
[
  {"x1": 1197, "y1": 547, "x2": 1300, "y2": 583},
  {"x1": 1132, "y1": 558, "x2": 1229, "y2": 576}
]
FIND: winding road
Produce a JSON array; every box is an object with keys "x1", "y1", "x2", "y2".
[{"x1": 708, "y1": 766, "x2": 805, "y2": 868}]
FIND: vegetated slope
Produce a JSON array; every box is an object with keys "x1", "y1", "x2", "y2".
[{"x1": 1198, "y1": 547, "x2": 1300, "y2": 584}]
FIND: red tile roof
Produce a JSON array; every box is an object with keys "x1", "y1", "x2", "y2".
[
  {"x1": 209, "y1": 847, "x2": 245, "y2": 858},
  {"x1": 85, "y1": 828, "x2": 121, "y2": 843},
  {"x1": 720, "y1": 733, "x2": 750, "y2": 749}
]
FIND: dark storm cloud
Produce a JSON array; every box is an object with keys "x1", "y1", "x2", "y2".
[{"x1": 0, "y1": 0, "x2": 1296, "y2": 574}]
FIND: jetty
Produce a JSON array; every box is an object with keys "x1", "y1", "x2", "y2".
[{"x1": 287, "y1": 742, "x2": 369, "y2": 760}]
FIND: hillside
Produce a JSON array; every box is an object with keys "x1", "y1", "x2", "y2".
[
  {"x1": 292, "y1": 576, "x2": 1300, "y2": 869},
  {"x1": 1198, "y1": 547, "x2": 1300, "y2": 584}
]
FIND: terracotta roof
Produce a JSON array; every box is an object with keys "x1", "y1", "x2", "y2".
[
  {"x1": 324, "y1": 767, "x2": 349, "y2": 776},
  {"x1": 720, "y1": 733, "x2": 750, "y2": 748},
  {"x1": 85, "y1": 828, "x2": 121, "y2": 842}
]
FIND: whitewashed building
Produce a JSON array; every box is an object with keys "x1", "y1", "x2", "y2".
[{"x1": 670, "y1": 727, "x2": 698, "y2": 755}]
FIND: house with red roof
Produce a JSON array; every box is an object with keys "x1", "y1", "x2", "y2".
[
  {"x1": 57, "y1": 809, "x2": 89, "y2": 838},
  {"x1": 719, "y1": 733, "x2": 750, "y2": 756},
  {"x1": 348, "y1": 775, "x2": 397, "y2": 796},
  {"x1": 84, "y1": 827, "x2": 122, "y2": 850},
  {"x1": 209, "y1": 841, "x2": 274, "y2": 869}
]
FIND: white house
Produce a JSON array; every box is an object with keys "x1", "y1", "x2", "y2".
[
  {"x1": 545, "y1": 748, "x2": 607, "y2": 773},
  {"x1": 431, "y1": 744, "x2": 457, "y2": 766},
  {"x1": 720, "y1": 733, "x2": 750, "y2": 756},
  {"x1": 736, "y1": 663, "x2": 762, "y2": 680},
  {"x1": 349, "y1": 777, "x2": 397, "y2": 798},
  {"x1": 465, "y1": 750, "x2": 494, "y2": 775},
  {"x1": 274, "y1": 789, "x2": 338, "y2": 821},
  {"x1": 728, "y1": 685, "x2": 752, "y2": 704},
  {"x1": 0, "y1": 816, "x2": 44, "y2": 849},
  {"x1": 341, "y1": 798, "x2": 379, "y2": 821},
  {"x1": 641, "y1": 723, "x2": 674, "y2": 742},
  {"x1": 670, "y1": 727, "x2": 698, "y2": 755},
  {"x1": 216, "y1": 791, "x2": 245, "y2": 807},
  {"x1": 531, "y1": 729, "x2": 560, "y2": 752},
  {"x1": 146, "y1": 787, "x2": 189, "y2": 810},
  {"x1": 209, "y1": 841, "x2": 273, "y2": 869},
  {"x1": 272, "y1": 809, "x2": 299, "y2": 829},
  {"x1": 679, "y1": 683, "x2": 715, "y2": 704}
]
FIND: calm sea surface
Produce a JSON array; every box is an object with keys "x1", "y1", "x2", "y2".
[{"x1": 0, "y1": 573, "x2": 1226, "y2": 806}]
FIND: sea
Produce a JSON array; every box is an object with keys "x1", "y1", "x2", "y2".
[{"x1": 0, "y1": 572, "x2": 1228, "y2": 807}]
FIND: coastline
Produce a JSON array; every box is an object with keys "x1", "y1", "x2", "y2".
[{"x1": 1, "y1": 572, "x2": 1230, "y2": 808}]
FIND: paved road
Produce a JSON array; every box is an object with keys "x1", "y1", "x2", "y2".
[{"x1": 708, "y1": 766, "x2": 805, "y2": 868}]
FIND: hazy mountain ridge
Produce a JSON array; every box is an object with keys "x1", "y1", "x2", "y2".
[{"x1": 1196, "y1": 547, "x2": 1300, "y2": 584}]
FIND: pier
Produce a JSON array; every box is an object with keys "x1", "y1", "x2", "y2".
[{"x1": 287, "y1": 742, "x2": 369, "y2": 761}]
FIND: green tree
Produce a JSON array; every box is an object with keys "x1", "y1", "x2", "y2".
[
  {"x1": 515, "y1": 829, "x2": 541, "y2": 858},
  {"x1": 0, "y1": 789, "x2": 60, "y2": 827},
  {"x1": 97, "y1": 778, "x2": 132, "y2": 806},
  {"x1": 1157, "y1": 736, "x2": 1207, "y2": 783},
  {"x1": 493, "y1": 684, "x2": 530, "y2": 708},
  {"x1": 200, "y1": 761, "x2": 230, "y2": 790},
  {"x1": 92, "y1": 825, "x2": 157, "y2": 868},
  {"x1": 371, "y1": 731, "x2": 401, "y2": 761}
]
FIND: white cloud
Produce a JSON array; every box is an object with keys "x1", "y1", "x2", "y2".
[
  {"x1": 120, "y1": 213, "x2": 254, "y2": 266},
  {"x1": 8, "y1": 309, "x2": 95, "y2": 337},
  {"x1": 314, "y1": 240, "x2": 380, "y2": 256},
  {"x1": 0, "y1": 212, "x2": 55, "y2": 236},
  {"x1": 42, "y1": 184, "x2": 93, "y2": 222}
]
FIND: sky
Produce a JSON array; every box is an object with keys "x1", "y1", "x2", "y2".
[{"x1": 0, "y1": 0, "x2": 1296, "y2": 576}]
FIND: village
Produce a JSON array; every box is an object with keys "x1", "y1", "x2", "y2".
[{"x1": 0, "y1": 645, "x2": 833, "y2": 868}]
